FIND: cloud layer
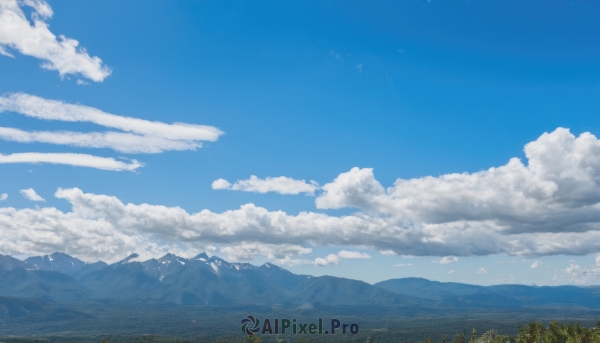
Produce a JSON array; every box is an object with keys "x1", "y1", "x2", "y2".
[
  {"x1": 4, "y1": 128, "x2": 600, "y2": 264},
  {"x1": 0, "y1": 0, "x2": 111, "y2": 81}
]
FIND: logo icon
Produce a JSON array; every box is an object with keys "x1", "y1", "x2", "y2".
[{"x1": 241, "y1": 315, "x2": 261, "y2": 336}]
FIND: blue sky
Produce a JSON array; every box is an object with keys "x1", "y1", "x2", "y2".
[{"x1": 0, "y1": 0, "x2": 599, "y2": 285}]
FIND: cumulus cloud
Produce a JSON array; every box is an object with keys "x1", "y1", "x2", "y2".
[
  {"x1": 213, "y1": 175, "x2": 319, "y2": 195},
  {"x1": 19, "y1": 188, "x2": 44, "y2": 202},
  {"x1": 531, "y1": 261, "x2": 543, "y2": 268},
  {"x1": 0, "y1": 193, "x2": 7, "y2": 201},
  {"x1": 211, "y1": 178, "x2": 231, "y2": 190},
  {"x1": 0, "y1": 152, "x2": 142, "y2": 171},
  {"x1": 6, "y1": 129, "x2": 600, "y2": 265},
  {"x1": 477, "y1": 267, "x2": 487, "y2": 274},
  {"x1": 315, "y1": 254, "x2": 341, "y2": 267},
  {"x1": 437, "y1": 256, "x2": 458, "y2": 264},
  {"x1": 0, "y1": 0, "x2": 111, "y2": 81},
  {"x1": 316, "y1": 128, "x2": 600, "y2": 247}
]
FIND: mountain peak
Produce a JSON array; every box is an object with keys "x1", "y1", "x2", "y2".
[
  {"x1": 117, "y1": 253, "x2": 140, "y2": 264},
  {"x1": 157, "y1": 253, "x2": 187, "y2": 265},
  {"x1": 192, "y1": 252, "x2": 209, "y2": 261},
  {"x1": 24, "y1": 252, "x2": 86, "y2": 275}
]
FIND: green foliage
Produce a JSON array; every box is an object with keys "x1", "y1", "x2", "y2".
[{"x1": 474, "y1": 321, "x2": 600, "y2": 343}]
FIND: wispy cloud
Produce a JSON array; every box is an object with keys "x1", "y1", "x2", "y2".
[
  {"x1": 0, "y1": 153, "x2": 142, "y2": 171},
  {"x1": 0, "y1": 93, "x2": 224, "y2": 170},
  {"x1": 20, "y1": 188, "x2": 44, "y2": 202},
  {"x1": 0, "y1": 127, "x2": 202, "y2": 153},
  {"x1": 0, "y1": 0, "x2": 111, "y2": 81},
  {"x1": 338, "y1": 250, "x2": 371, "y2": 259},
  {"x1": 213, "y1": 175, "x2": 319, "y2": 195},
  {"x1": 0, "y1": 93, "x2": 223, "y2": 142}
]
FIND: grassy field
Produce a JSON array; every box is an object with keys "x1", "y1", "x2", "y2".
[{"x1": 2, "y1": 307, "x2": 600, "y2": 343}]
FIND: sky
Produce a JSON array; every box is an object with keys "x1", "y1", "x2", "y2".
[{"x1": 0, "y1": 0, "x2": 599, "y2": 286}]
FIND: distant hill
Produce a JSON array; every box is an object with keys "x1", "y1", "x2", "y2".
[
  {"x1": 0, "y1": 254, "x2": 30, "y2": 271},
  {"x1": 374, "y1": 277, "x2": 600, "y2": 308},
  {"x1": 2, "y1": 252, "x2": 600, "y2": 311}
]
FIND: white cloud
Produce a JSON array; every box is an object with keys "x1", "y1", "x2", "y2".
[
  {"x1": 213, "y1": 175, "x2": 319, "y2": 195},
  {"x1": 337, "y1": 250, "x2": 371, "y2": 259},
  {"x1": 531, "y1": 261, "x2": 543, "y2": 268},
  {"x1": 438, "y1": 256, "x2": 458, "y2": 264},
  {"x1": 477, "y1": 267, "x2": 487, "y2": 274},
  {"x1": 315, "y1": 128, "x2": 600, "y2": 254},
  {"x1": 316, "y1": 167, "x2": 385, "y2": 211},
  {"x1": 394, "y1": 263, "x2": 413, "y2": 267},
  {"x1": 356, "y1": 63, "x2": 363, "y2": 73},
  {"x1": 0, "y1": 152, "x2": 142, "y2": 171},
  {"x1": 219, "y1": 243, "x2": 311, "y2": 262},
  {"x1": 448, "y1": 270, "x2": 455, "y2": 274},
  {"x1": 0, "y1": 94, "x2": 224, "y2": 167},
  {"x1": 315, "y1": 254, "x2": 341, "y2": 267},
  {"x1": 6, "y1": 129, "x2": 600, "y2": 265},
  {"x1": 211, "y1": 178, "x2": 232, "y2": 190},
  {"x1": 273, "y1": 256, "x2": 313, "y2": 267},
  {"x1": 0, "y1": 0, "x2": 111, "y2": 81},
  {"x1": 562, "y1": 261, "x2": 600, "y2": 284},
  {"x1": 380, "y1": 250, "x2": 397, "y2": 256},
  {"x1": 0, "y1": 126, "x2": 203, "y2": 154},
  {"x1": 19, "y1": 188, "x2": 44, "y2": 202},
  {"x1": 314, "y1": 250, "x2": 370, "y2": 267},
  {"x1": 6, "y1": 184, "x2": 600, "y2": 264},
  {"x1": 565, "y1": 264, "x2": 581, "y2": 276},
  {"x1": 0, "y1": 93, "x2": 223, "y2": 142},
  {"x1": 0, "y1": 193, "x2": 7, "y2": 201}
]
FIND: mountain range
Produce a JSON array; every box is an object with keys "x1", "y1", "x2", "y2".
[{"x1": 1, "y1": 252, "x2": 599, "y2": 310}]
